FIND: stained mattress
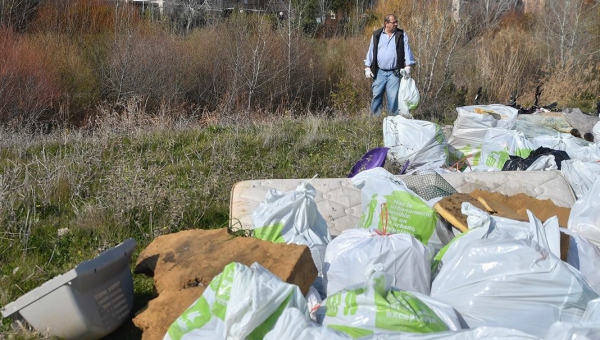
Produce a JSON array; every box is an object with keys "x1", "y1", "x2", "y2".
[{"x1": 229, "y1": 170, "x2": 576, "y2": 236}]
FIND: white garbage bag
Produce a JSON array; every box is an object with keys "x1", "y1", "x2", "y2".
[
  {"x1": 561, "y1": 228, "x2": 600, "y2": 293},
  {"x1": 533, "y1": 134, "x2": 600, "y2": 162},
  {"x1": 593, "y1": 121, "x2": 600, "y2": 143},
  {"x1": 351, "y1": 167, "x2": 439, "y2": 245},
  {"x1": 164, "y1": 262, "x2": 308, "y2": 340},
  {"x1": 359, "y1": 326, "x2": 541, "y2": 339},
  {"x1": 431, "y1": 205, "x2": 599, "y2": 338},
  {"x1": 322, "y1": 228, "x2": 431, "y2": 296},
  {"x1": 514, "y1": 119, "x2": 561, "y2": 139},
  {"x1": 568, "y1": 176, "x2": 600, "y2": 248},
  {"x1": 263, "y1": 308, "x2": 351, "y2": 340},
  {"x1": 545, "y1": 322, "x2": 600, "y2": 340},
  {"x1": 526, "y1": 154, "x2": 558, "y2": 171},
  {"x1": 306, "y1": 286, "x2": 322, "y2": 322},
  {"x1": 397, "y1": 77, "x2": 420, "y2": 118},
  {"x1": 318, "y1": 271, "x2": 462, "y2": 338},
  {"x1": 582, "y1": 298, "x2": 600, "y2": 322},
  {"x1": 431, "y1": 203, "x2": 561, "y2": 279},
  {"x1": 383, "y1": 116, "x2": 448, "y2": 171},
  {"x1": 476, "y1": 128, "x2": 536, "y2": 171},
  {"x1": 251, "y1": 182, "x2": 331, "y2": 276},
  {"x1": 447, "y1": 104, "x2": 519, "y2": 166},
  {"x1": 561, "y1": 159, "x2": 600, "y2": 198},
  {"x1": 546, "y1": 299, "x2": 600, "y2": 340}
]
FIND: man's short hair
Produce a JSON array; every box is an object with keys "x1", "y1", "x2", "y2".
[{"x1": 384, "y1": 14, "x2": 396, "y2": 23}]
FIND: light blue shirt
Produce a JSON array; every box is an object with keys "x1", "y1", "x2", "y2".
[{"x1": 364, "y1": 30, "x2": 416, "y2": 69}]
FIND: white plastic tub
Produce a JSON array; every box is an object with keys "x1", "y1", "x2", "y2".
[{"x1": 1, "y1": 239, "x2": 136, "y2": 340}]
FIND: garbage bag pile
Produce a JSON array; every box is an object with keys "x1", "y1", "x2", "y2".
[
  {"x1": 165, "y1": 104, "x2": 600, "y2": 340},
  {"x1": 382, "y1": 104, "x2": 600, "y2": 199}
]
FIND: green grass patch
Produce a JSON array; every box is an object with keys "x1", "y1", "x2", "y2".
[{"x1": 0, "y1": 115, "x2": 383, "y2": 338}]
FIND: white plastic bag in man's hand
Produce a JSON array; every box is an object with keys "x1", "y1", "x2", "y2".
[
  {"x1": 251, "y1": 182, "x2": 331, "y2": 276},
  {"x1": 398, "y1": 77, "x2": 420, "y2": 118}
]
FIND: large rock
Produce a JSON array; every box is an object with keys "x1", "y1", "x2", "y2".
[{"x1": 132, "y1": 228, "x2": 317, "y2": 340}]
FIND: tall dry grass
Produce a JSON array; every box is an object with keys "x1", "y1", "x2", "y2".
[{"x1": 0, "y1": 0, "x2": 597, "y2": 127}]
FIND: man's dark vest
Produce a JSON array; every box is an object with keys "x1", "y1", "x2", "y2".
[{"x1": 370, "y1": 27, "x2": 405, "y2": 79}]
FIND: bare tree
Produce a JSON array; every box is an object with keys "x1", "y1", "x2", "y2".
[
  {"x1": 536, "y1": 0, "x2": 600, "y2": 69},
  {"x1": 0, "y1": 0, "x2": 40, "y2": 31}
]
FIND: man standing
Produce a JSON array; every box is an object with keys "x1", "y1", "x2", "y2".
[{"x1": 364, "y1": 14, "x2": 416, "y2": 116}]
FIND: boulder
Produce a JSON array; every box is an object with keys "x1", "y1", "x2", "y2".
[{"x1": 132, "y1": 228, "x2": 317, "y2": 340}]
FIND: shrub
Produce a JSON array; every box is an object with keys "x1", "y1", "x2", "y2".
[{"x1": 0, "y1": 30, "x2": 60, "y2": 129}]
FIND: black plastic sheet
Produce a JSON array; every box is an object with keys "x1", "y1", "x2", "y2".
[{"x1": 501, "y1": 147, "x2": 570, "y2": 171}]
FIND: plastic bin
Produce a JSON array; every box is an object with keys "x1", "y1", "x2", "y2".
[{"x1": 1, "y1": 239, "x2": 136, "y2": 340}]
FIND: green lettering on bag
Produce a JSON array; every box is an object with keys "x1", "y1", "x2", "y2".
[
  {"x1": 327, "y1": 325, "x2": 373, "y2": 339},
  {"x1": 166, "y1": 263, "x2": 238, "y2": 340},
  {"x1": 431, "y1": 231, "x2": 468, "y2": 274},
  {"x1": 515, "y1": 147, "x2": 532, "y2": 158},
  {"x1": 359, "y1": 194, "x2": 378, "y2": 228},
  {"x1": 212, "y1": 262, "x2": 236, "y2": 320},
  {"x1": 473, "y1": 146, "x2": 481, "y2": 165},
  {"x1": 326, "y1": 293, "x2": 342, "y2": 317},
  {"x1": 253, "y1": 223, "x2": 286, "y2": 243},
  {"x1": 247, "y1": 293, "x2": 294, "y2": 340},
  {"x1": 381, "y1": 191, "x2": 437, "y2": 244},
  {"x1": 167, "y1": 296, "x2": 212, "y2": 340},
  {"x1": 343, "y1": 288, "x2": 364, "y2": 316},
  {"x1": 374, "y1": 290, "x2": 448, "y2": 333}
]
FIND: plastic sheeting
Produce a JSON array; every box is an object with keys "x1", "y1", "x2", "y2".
[{"x1": 562, "y1": 228, "x2": 600, "y2": 293}]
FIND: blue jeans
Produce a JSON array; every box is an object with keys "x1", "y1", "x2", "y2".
[{"x1": 371, "y1": 69, "x2": 400, "y2": 116}]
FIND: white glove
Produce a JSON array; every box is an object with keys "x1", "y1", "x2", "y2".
[
  {"x1": 399, "y1": 65, "x2": 412, "y2": 79},
  {"x1": 364, "y1": 67, "x2": 374, "y2": 79}
]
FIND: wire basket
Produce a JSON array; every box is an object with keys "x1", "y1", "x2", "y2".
[{"x1": 401, "y1": 169, "x2": 457, "y2": 201}]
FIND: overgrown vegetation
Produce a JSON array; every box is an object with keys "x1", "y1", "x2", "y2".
[
  {"x1": 0, "y1": 0, "x2": 598, "y2": 338},
  {"x1": 1, "y1": 0, "x2": 598, "y2": 130},
  {"x1": 0, "y1": 113, "x2": 383, "y2": 338}
]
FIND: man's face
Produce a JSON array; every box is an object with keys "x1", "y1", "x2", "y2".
[{"x1": 385, "y1": 17, "x2": 398, "y2": 31}]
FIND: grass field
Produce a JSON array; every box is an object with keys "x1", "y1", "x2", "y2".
[{"x1": 0, "y1": 113, "x2": 395, "y2": 339}]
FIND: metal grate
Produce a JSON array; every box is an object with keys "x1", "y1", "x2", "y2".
[{"x1": 402, "y1": 169, "x2": 457, "y2": 201}]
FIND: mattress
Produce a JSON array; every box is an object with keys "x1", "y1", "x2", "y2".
[{"x1": 229, "y1": 171, "x2": 576, "y2": 236}]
